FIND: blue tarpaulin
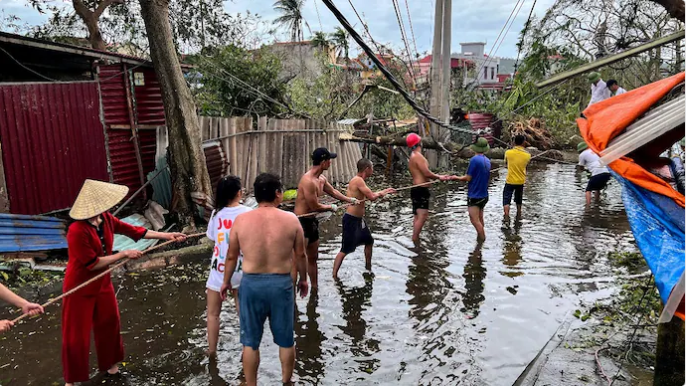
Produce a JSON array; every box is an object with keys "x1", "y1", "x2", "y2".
[{"x1": 612, "y1": 171, "x2": 685, "y2": 304}]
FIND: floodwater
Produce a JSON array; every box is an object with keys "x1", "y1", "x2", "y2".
[{"x1": 1, "y1": 163, "x2": 639, "y2": 385}]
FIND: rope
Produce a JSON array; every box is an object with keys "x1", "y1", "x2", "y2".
[
  {"x1": 296, "y1": 149, "x2": 555, "y2": 218},
  {"x1": 11, "y1": 233, "x2": 205, "y2": 324},
  {"x1": 347, "y1": 0, "x2": 385, "y2": 55},
  {"x1": 313, "y1": 0, "x2": 324, "y2": 31}
]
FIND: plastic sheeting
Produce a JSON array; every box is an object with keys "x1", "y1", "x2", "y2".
[{"x1": 613, "y1": 171, "x2": 685, "y2": 321}]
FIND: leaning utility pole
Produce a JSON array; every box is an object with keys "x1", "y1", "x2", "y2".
[{"x1": 428, "y1": 0, "x2": 452, "y2": 167}]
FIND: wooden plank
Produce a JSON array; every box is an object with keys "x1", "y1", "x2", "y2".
[
  {"x1": 300, "y1": 119, "x2": 307, "y2": 178},
  {"x1": 229, "y1": 118, "x2": 237, "y2": 176},
  {"x1": 250, "y1": 120, "x2": 258, "y2": 187},
  {"x1": 258, "y1": 116, "x2": 267, "y2": 173},
  {"x1": 219, "y1": 118, "x2": 229, "y2": 176},
  {"x1": 274, "y1": 119, "x2": 284, "y2": 182}
]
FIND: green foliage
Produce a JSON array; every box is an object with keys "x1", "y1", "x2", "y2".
[
  {"x1": 286, "y1": 55, "x2": 414, "y2": 120},
  {"x1": 273, "y1": 0, "x2": 307, "y2": 42},
  {"x1": 188, "y1": 45, "x2": 287, "y2": 116}
]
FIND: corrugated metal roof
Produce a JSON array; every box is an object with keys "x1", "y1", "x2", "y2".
[
  {"x1": 0, "y1": 213, "x2": 67, "y2": 252},
  {"x1": 0, "y1": 82, "x2": 109, "y2": 214},
  {"x1": 112, "y1": 214, "x2": 158, "y2": 252}
]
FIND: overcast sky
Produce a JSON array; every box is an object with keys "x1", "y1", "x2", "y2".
[{"x1": 2, "y1": 0, "x2": 554, "y2": 58}]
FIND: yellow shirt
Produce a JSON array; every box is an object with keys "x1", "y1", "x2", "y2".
[{"x1": 504, "y1": 147, "x2": 531, "y2": 185}]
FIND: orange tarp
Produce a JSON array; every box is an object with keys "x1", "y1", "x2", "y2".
[{"x1": 577, "y1": 72, "x2": 685, "y2": 208}]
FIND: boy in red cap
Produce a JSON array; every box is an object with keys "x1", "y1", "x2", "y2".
[{"x1": 407, "y1": 133, "x2": 456, "y2": 245}]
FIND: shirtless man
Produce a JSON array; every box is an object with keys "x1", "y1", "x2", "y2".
[
  {"x1": 332, "y1": 159, "x2": 396, "y2": 279},
  {"x1": 294, "y1": 147, "x2": 358, "y2": 289},
  {"x1": 407, "y1": 133, "x2": 455, "y2": 245},
  {"x1": 220, "y1": 173, "x2": 308, "y2": 386}
]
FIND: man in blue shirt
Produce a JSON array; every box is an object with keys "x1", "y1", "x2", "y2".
[{"x1": 457, "y1": 137, "x2": 492, "y2": 241}]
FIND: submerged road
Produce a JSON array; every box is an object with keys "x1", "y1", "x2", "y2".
[{"x1": 1, "y1": 163, "x2": 638, "y2": 385}]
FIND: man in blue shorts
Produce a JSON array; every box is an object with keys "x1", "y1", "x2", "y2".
[
  {"x1": 220, "y1": 173, "x2": 308, "y2": 386},
  {"x1": 457, "y1": 137, "x2": 492, "y2": 241}
]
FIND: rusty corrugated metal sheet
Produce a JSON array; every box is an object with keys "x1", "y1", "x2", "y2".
[
  {"x1": 0, "y1": 213, "x2": 67, "y2": 252},
  {"x1": 203, "y1": 141, "x2": 228, "y2": 190},
  {"x1": 0, "y1": 82, "x2": 109, "y2": 214},
  {"x1": 469, "y1": 112, "x2": 495, "y2": 146},
  {"x1": 99, "y1": 64, "x2": 165, "y2": 194}
]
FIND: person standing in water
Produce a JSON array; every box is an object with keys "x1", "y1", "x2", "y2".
[
  {"x1": 294, "y1": 148, "x2": 358, "y2": 289},
  {"x1": 0, "y1": 284, "x2": 43, "y2": 333},
  {"x1": 205, "y1": 176, "x2": 252, "y2": 358},
  {"x1": 332, "y1": 159, "x2": 396, "y2": 279},
  {"x1": 577, "y1": 142, "x2": 612, "y2": 204},
  {"x1": 220, "y1": 173, "x2": 308, "y2": 386},
  {"x1": 456, "y1": 138, "x2": 492, "y2": 241},
  {"x1": 503, "y1": 135, "x2": 531, "y2": 217},
  {"x1": 407, "y1": 133, "x2": 454, "y2": 245}
]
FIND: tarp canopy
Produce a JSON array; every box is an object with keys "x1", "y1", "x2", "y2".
[{"x1": 578, "y1": 72, "x2": 685, "y2": 322}]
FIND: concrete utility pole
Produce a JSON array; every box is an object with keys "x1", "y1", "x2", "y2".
[{"x1": 428, "y1": 0, "x2": 452, "y2": 167}]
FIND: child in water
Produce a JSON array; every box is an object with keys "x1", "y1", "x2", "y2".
[{"x1": 205, "y1": 176, "x2": 252, "y2": 357}]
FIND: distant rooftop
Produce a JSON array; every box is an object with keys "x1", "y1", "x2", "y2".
[{"x1": 460, "y1": 42, "x2": 486, "y2": 46}]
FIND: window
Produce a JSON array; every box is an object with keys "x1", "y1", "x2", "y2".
[
  {"x1": 484, "y1": 67, "x2": 488, "y2": 79},
  {"x1": 491, "y1": 67, "x2": 494, "y2": 80}
]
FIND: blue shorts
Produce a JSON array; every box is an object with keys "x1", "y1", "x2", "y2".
[{"x1": 239, "y1": 273, "x2": 294, "y2": 349}]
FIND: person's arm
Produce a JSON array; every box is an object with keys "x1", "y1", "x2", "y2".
[
  {"x1": 293, "y1": 219, "x2": 309, "y2": 298},
  {"x1": 323, "y1": 181, "x2": 355, "y2": 204},
  {"x1": 418, "y1": 158, "x2": 444, "y2": 180},
  {"x1": 220, "y1": 221, "x2": 240, "y2": 301},
  {"x1": 0, "y1": 284, "x2": 43, "y2": 316},
  {"x1": 357, "y1": 183, "x2": 396, "y2": 201},
  {"x1": 456, "y1": 159, "x2": 476, "y2": 182},
  {"x1": 577, "y1": 152, "x2": 587, "y2": 171},
  {"x1": 89, "y1": 250, "x2": 142, "y2": 271},
  {"x1": 302, "y1": 180, "x2": 335, "y2": 212},
  {"x1": 144, "y1": 230, "x2": 187, "y2": 242}
]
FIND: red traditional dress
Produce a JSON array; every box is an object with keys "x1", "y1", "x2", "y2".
[{"x1": 61, "y1": 211, "x2": 147, "y2": 383}]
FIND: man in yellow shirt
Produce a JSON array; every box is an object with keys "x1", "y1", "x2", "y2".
[{"x1": 503, "y1": 135, "x2": 531, "y2": 217}]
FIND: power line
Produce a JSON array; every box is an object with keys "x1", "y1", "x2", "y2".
[
  {"x1": 321, "y1": 0, "x2": 477, "y2": 140},
  {"x1": 514, "y1": 0, "x2": 539, "y2": 74},
  {"x1": 313, "y1": 0, "x2": 324, "y2": 31},
  {"x1": 347, "y1": 0, "x2": 385, "y2": 55},
  {"x1": 0, "y1": 46, "x2": 58, "y2": 82},
  {"x1": 391, "y1": 0, "x2": 417, "y2": 83},
  {"x1": 403, "y1": 0, "x2": 420, "y2": 59},
  {"x1": 472, "y1": 0, "x2": 526, "y2": 87}
]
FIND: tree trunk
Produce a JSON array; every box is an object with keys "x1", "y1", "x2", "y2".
[
  {"x1": 649, "y1": 0, "x2": 685, "y2": 20},
  {"x1": 72, "y1": 0, "x2": 107, "y2": 50},
  {"x1": 139, "y1": 0, "x2": 212, "y2": 228}
]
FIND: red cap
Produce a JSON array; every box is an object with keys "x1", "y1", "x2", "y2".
[{"x1": 406, "y1": 133, "x2": 422, "y2": 148}]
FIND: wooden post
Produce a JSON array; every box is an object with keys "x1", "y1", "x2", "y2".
[
  {"x1": 0, "y1": 141, "x2": 10, "y2": 213},
  {"x1": 123, "y1": 65, "x2": 146, "y2": 188},
  {"x1": 655, "y1": 316, "x2": 685, "y2": 386},
  {"x1": 229, "y1": 118, "x2": 237, "y2": 176}
]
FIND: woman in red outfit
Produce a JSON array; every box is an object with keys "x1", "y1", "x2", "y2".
[{"x1": 62, "y1": 180, "x2": 186, "y2": 386}]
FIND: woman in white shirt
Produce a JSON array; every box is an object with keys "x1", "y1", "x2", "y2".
[{"x1": 205, "y1": 176, "x2": 252, "y2": 357}]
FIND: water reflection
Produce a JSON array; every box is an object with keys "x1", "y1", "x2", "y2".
[
  {"x1": 335, "y1": 273, "x2": 380, "y2": 373},
  {"x1": 294, "y1": 290, "x2": 326, "y2": 383},
  {"x1": 501, "y1": 215, "x2": 524, "y2": 278},
  {"x1": 461, "y1": 242, "x2": 487, "y2": 317}
]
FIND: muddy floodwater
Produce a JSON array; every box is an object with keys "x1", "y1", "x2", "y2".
[{"x1": 1, "y1": 163, "x2": 639, "y2": 385}]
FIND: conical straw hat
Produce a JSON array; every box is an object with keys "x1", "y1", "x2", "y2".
[{"x1": 69, "y1": 179, "x2": 129, "y2": 220}]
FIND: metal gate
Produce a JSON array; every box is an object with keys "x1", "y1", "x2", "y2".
[{"x1": 0, "y1": 82, "x2": 109, "y2": 214}]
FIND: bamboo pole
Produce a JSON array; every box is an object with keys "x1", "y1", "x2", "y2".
[
  {"x1": 12, "y1": 233, "x2": 205, "y2": 324},
  {"x1": 536, "y1": 30, "x2": 685, "y2": 88}
]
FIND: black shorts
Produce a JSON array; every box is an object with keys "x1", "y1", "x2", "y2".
[
  {"x1": 503, "y1": 183, "x2": 524, "y2": 205},
  {"x1": 340, "y1": 213, "x2": 374, "y2": 254},
  {"x1": 586, "y1": 173, "x2": 611, "y2": 192},
  {"x1": 411, "y1": 187, "x2": 431, "y2": 214},
  {"x1": 299, "y1": 217, "x2": 319, "y2": 244},
  {"x1": 467, "y1": 197, "x2": 489, "y2": 209}
]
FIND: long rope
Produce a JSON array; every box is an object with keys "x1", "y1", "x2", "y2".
[
  {"x1": 296, "y1": 149, "x2": 554, "y2": 218},
  {"x1": 513, "y1": 0, "x2": 539, "y2": 74},
  {"x1": 402, "y1": 0, "x2": 419, "y2": 61},
  {"x1": 11, "y1": 233, "x2": 205, "y2": 324},
  {"x1": 391, "y1": 0, "x2": 416, "y2": 84}
]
